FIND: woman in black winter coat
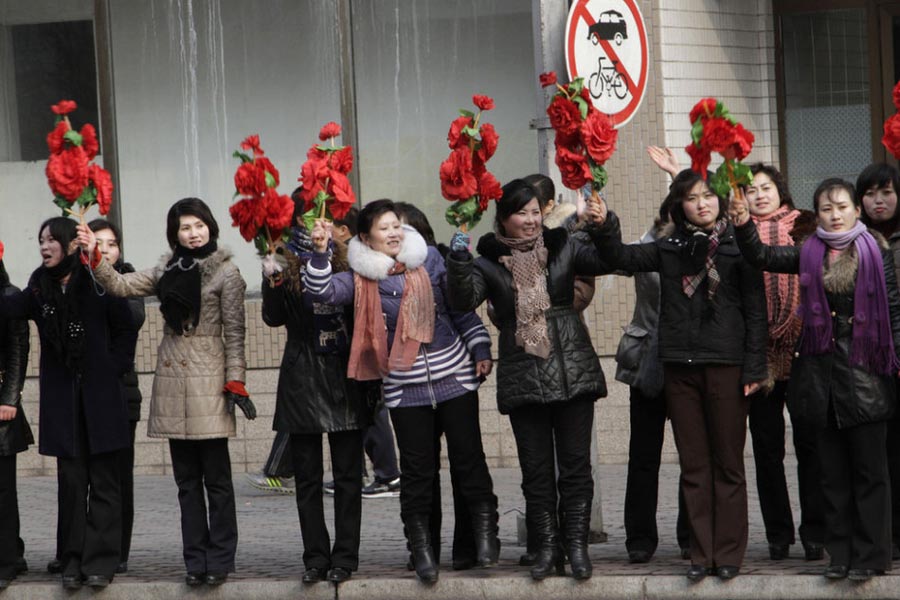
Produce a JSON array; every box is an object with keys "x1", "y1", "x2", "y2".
[
  {"x1": 88, "y1": 219, "x2": 145, "y2": 574},
  {"x1": 0, "y1": 217, "x2": 137, "y2": 590},
  {"x1": 733, "y1": 178, "x2": 900, "y2": 581},
  {"x1": 0, "y1": 258, "x2": 32, "y2": 589},
  {"x1": 260, "y1": 223, "x2": 368, "y2": 585},
  {"x1": 446, "y1": 179, "x2": 612, "y2": 581},
  {"x1": 592, "y1": 169, "x2": 767, "y2": 581}
]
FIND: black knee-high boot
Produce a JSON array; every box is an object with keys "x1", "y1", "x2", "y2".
[
  {"x1": 404, "y1": 514, "x2": 438, "y2": 584},
  {"x1": 470, "y1": 500, "x2": 500, "y2": 567},
  {"x1": 564, "y1": 499, "x2": 593, "y2": 580},
  {"x1": 529, "y1": 510, "x2": 564, "y2": 580}
]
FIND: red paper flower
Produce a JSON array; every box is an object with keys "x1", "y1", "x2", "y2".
[
  {"x1": 580, "y1": 111, "x2": 618, "y2": 165},
  {"x1": 46, "y1": 147, "x2": 90, "y2": 201},
  {"x1": 327, "y1": 171, "x2": 356, "y2": 219},
  {"x1": 883, "y1": 113, "x2": 900, "y2": 159},
  {"x1": 729, "y1": 123, "x2": 755, "y2": 161},
  {"x1": 477, "y1": 123, "x2": 499, "y2": 162},
  {"x1": 46, "y1": 121, "x2": 68, "y2": 154},
  {"x1": 319, "y1": 122, "x2": 342, "y2": 141},
  {"x1": 330, "y1": 147, "x2": 354, "y2": 175},
  {"x1": 473, "y1": 95, "x2": 495, "y2": 111},
  {"x1": 539, "y1": 72, "x2": 557, "y2": 88},
  {"x1": 439, "y1": 147, "x2": 478, "y2": 201},
  {"x1": 555, "y1": 144, "x2": 592, "y2": 190},
  {"x1": 51, "y1": 100, "x2": 77, "y2": 116},
  {"x1": 689, "y1": 98, "x2": 717, "y2": 124},
  {"x1": 701, "y1": 117, "x2": 738, "y2": 154},
  {"x1": 234, "y1": 163, "x2": 267, "y2": 197},
  {"x1": 263, "y1": 190, "x2": 294, "y2": 232},
  {"x1": 298, "y1": 154, "x2": 329, "y2": 203},
  {"x1": 685, "y1": 142, "x2": 711, "y2": 178},
  {"x1": 229, "y1": 198, "x2": 265, "y2": 241},
  {"x1": 88, "y1": 164, "x2": 113, "y2": 215},
  {"x1": 240, "y1": 134, "x2": 263, "y2": 155},
  {"x1": 255, "y1": 157, "x2": 280, "y2": 187},
  {"x1": 478, "y1": 171, "x2": 502, "y2": 204},
  {"x1": 547, "y1": 96, "x2": 582, "y2": 137},
  {"x1": 447, "y1": 116, "x2": 471, "y2": 150},
  {"x1": 80, "y1": 124, "x2": 99, "y2": 161}
]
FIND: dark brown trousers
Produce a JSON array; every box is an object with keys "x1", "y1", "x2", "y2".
[{"x1": 665, "y1": 364, "x2": 749, "y2": 568}]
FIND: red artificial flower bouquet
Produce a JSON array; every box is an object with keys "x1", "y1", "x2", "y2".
[
  {"x1": 439, "y1": 94, "x2": 503, "y2": 231},
  {"x1": 882, "y1": 81, "x2": 900, "y2": 159},
  {"x1": 228, "y1": 135, "x2": 294, "y2": 256},
  {"x1": 45, "y1": 100, "x2": 113, "y2": 220},
  {"x1": 541, "y1": 71, "x2": 618, "y2": 201},
  {"x1": 684, "y1": 98, "x2": 755, "y2": 198},
  {"x1": 296, "y1": 122, "x2": 356, "y2": 230}
]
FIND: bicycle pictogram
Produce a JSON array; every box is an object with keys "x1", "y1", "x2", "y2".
[{"x1": 588, "y1": 56, "x2": 629, "y2": 100}]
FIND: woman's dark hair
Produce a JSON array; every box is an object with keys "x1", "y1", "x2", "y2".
[
  {"x1": 812, "y1": 178, "x2": 857, "y2": 212},
  {"x1": 748, "y1": 163, "x2": 795, "y2": 210},
  {"x1": 39, "y1": 216, "x2": 78, "y2": 254},
  {"x1": 522, "y1": 173, "x2": 555, "y2": 204},
  {"x1": 394, "y1": 202, "x2": 436, "y2": 246},
  {"x1": 333, "y1": 207, "x2": 359, "y2": 237},
  {"x1": 857, "y1": 163, "x2": 900, "y2": 228},
  {"x1": 165, "y1": 198, "x2": 219, "y2": 249},
  {"x1": 357, "y1": 199, "x2": 398, "y2": 237},
  {"x1": 88, "y1": 218, "x2": 122, "y2": 243},
  {"x1": 668, "y1": 169, "x2": 728, "y2": 229},
  {"x1": 495, "y1": 179, "x2": 543, "y2": 235}
]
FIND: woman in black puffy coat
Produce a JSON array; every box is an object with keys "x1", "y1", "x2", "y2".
[
  {"x1": 446, "y1": 179, "x2": 612, "y2": 581},
  {"x1": 0, "y1": 258, "x2": 32, "y2": 589}
]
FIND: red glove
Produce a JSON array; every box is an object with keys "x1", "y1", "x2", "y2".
[
  {"x1": 79, "y1": 246, "x2": 102, "y2": 269},
  {"x1": 223, "y1": 381, "x2": 249, "y2": 397}
]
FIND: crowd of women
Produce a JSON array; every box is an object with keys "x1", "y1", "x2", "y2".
[{"x1": 0, "y1": 152, "x2": 899, "y2": 589}]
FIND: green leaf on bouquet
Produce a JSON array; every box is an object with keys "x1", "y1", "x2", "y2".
[
  {"x1": 53, "y1": 195, "x2": 72, "y2": 214},
  {"x1": 462, "y1": 126, "x2": 480, "y2": 138},
  {"x1": 253, "y1": 233, "x2": 270, "y2": 257},
  {"x1": 709, "y1": 163, "x2": 733, "y2": 199},
  {"x1": 444, "y1": 197, "x2": 483, "y2": 229},
  {"x1": 265, "y1": 171, "x2": 277, "y2": 188},
  {"x1": 731, "y1": 161, "x2": 753, "y2": 186},
  {"x1": 63, "y1": 130, "x2": 83, "y2": 146},
  {"x1": 691, "y1": 119, "x2": 704, "y2": 146},
  {"x1": 76, "y1": 186, "x2": 96, "y2": 208},
  {"x1": 590, "y1": 164, "x2": 608, "y2": 190},
  {"x1": 569, "y1": 77, "x2": 585, "y2": 96},
  {"x1": 459, "y1": 109, "x2": 475, "y2": 118},
  {"x1": 232, "y1": 150, "x2": 253, "y2": 163},
  {"x1": 573, "y1": 96, "x2": 589, "y2": 120}
]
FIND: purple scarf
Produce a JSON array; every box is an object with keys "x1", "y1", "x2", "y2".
[{"x1": 797, "y1": 221, "x2": 898, "y2": 374}]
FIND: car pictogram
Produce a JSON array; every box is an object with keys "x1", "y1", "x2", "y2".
[{"x1": 588, "y1": 10, "x2": 627, "y2": 46}]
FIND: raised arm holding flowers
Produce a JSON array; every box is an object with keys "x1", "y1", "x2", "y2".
[{"x1": 297, "y1": 122, "x2": 357, "y2": 231}]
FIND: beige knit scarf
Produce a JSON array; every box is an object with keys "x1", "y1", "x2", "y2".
[{"x1": 495, "y1": 231, "x2": 552, "y2": 359}]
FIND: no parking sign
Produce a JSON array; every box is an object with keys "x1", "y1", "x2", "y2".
[{"x1": 565, "y1": 0, "x2": 649, "y2": 128}]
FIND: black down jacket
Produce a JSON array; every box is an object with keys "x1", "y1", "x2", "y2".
[
  {"x1": 446, "y1": 226, "x2": 612, "y2": 414},
  {"x1": 593, "y1": 212, "x2": 767, "y2": 385},
  {"x1": 0, "y1": 264, "x2": 32, "y2": 457},
  {"x1": 736, "y1": 220, "x2": 900, "y2": 430},
  {"x1": 261, "y1": 273, "x2": 369, "y2": 435}
]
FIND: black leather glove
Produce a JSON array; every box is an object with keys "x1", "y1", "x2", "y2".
[{"x1": 225, "y1": 391, "x2": 257, "y2": 420}]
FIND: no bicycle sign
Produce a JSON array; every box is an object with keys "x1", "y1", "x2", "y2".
[{"x1": 565, "y1": 0, "x2": 649, "y2": 128}]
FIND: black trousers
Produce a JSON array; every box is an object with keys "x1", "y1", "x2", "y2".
[
  {"x1": 426, "y1": 419, "x2": 476, "y2": 563},
  {"x1": 508, "y1": 398, "x2": 594, "y2": 516},
  {"x1": 168, "y1": 438, "x2": 237, "y2": 575},
  {"x1": 364, "y1": 405, "x2": 401, "y2": 483},
  {"x1": 790, "y1": 407, "x2": 826, "y2": 546},
  {"x1": 57, "y1": 449, "x2": 122, "y2": 578},
  {"x1": 0, "y1": 455, "x2": 21, "y2": 580},
  {"x1": 624, "y1": 386, "x2": 690, "y2": 554},
  {"x1": 818, "y1": 415, "x2": 891, "y2": 570},
  {"x1": 886, "y1": 415, "x2": 900, "y2": 549},
  {"x1": 290, "y1": 430, "x2": 363, "y2": 571},
  {"x1": 263, "y1": 431, "x2": 293, "y2": 478},
  {"x1": 119, "y1": 420, "x2": 137, "y2": 564},
  {"x1": 390, "y1": 392, "x2": 495, "y2": 523}
]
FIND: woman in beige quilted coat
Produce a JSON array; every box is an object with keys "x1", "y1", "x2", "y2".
[{"x1": 76, "y1": 198, "x2": 255, "y2": 587}]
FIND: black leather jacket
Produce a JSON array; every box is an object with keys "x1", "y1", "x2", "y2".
[
  {"x1": 594, "y1": 212, "x2": 767, "y2": 385},
  {"x1": 736, "y1": 220, "x2": 900, "y2": 430},
  {"x1": 0, "y1": 263, "x2": 32, "y2": 456},
  {"x1": 446, "y1": 226, "x2": 612, "y2": 414}
]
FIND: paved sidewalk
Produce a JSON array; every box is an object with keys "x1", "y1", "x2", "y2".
[{"x1": 7, "y1": 462, "x2": 900, "y2": 598}]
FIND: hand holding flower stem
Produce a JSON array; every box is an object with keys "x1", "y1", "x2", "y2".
[{"x1": 310, "y1": 219, "x2": 332, "y2": 254}]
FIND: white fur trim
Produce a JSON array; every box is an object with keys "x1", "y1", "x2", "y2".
[{"x1": 348, "y1": 225, "x2": 428, "y2": 280}]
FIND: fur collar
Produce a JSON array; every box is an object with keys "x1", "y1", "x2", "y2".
[
  {"x1": 822, "y1": 228, "x2": 888, "y2": 295},
  {"x1": 348, "y1": 225, "x2": 428, "y2": 280},
  {"x1": 542, "y1": 202, "x2": 577, "y2": 230},
  {"x1": 158, "y1": 247, "x2": 234, "y2": 282},
  {"x1": 476, "y1": 227, "x2": 568, "y2": 261}
]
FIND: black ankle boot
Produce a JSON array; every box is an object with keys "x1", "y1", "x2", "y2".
[
  {"x1": 404, "y1": 514, "x2": 438, "y2": 584},
  {"x1": 529, "y1": 510, "x2": 564, "y2": 580},
  {"x1": 470, "y1": 500, "x2": 500, "y2": 567},
  {"x1": 564, "y1": 499, "x2": 593, "y2": 580}
]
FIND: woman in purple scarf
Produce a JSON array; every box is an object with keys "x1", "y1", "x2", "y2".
[{"x1": 733, "y1": 178, "x2": 900, "y2": 582}]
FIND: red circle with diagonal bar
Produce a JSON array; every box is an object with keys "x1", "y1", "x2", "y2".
[{"x1": 565, "y1": 0, "x2": 649, "y2": 128}]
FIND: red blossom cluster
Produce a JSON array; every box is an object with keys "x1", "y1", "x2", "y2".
[
  {"x1": 684, "y1": 98, "x2": 755, "y2": 198},
  {"x1": 883, "y1": 82, "x2": 900, "y2": 159},
  {"x1": 440, "y1": 95, "x2": 502, "y2": 229},
  {"x1": 45, "y1": 100, "x2": 113, "y2": 216},
  {"x1": 296, "y1": 122, "x2": 356, "y2": 227},
  {"x1": 227, "y1": 135, "x2": 294, "y2": 255},
  {"x1": 541, "y1": 71, "x2": 617, "y2": 192}
]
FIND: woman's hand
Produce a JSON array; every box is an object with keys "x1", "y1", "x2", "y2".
[
  {"x1": 647, "y1": 146, "x2": 680, "y2": 177},
  {"x1": 310, "y1": 219, "x2": 332, "y2": 253},
  {"x1": 75, "y1": 223, "x2": 97, "y2": 253},
  {"x1": 0, "y1": 405, "x2": 16, "y2": 421},
  {"x1": 729, "y1": 191, "x2": 751, "y2": 226},
  {"x1": 744, "y1": 381, "x2": 763, "y2": 397},
  {"x1": 475, "y1": 359, "x2": 493, "y2": 379},
  {"x1": 585, "y1": 195, "x2": 608, "y2": 226}
]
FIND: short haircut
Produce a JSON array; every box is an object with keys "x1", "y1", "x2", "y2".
[
  {"x1": 88, "y1": 218, "x2": 122, "y2": 243},
  {"x1": 747, "y1": 163, "x2": 795, "y2": 210},
  {"x1": 357, "y1": 199, "x2": 398, "y2": 237},
  {"x1": 333, "y1": 206, "x2": 359, "y2": 236},
  {"x1": 668, "y1": 169, "x2": 728, "y2": 229},
  {"x1": 812, "y1": 178, "x2": 857, "y2": 212},
  {"x1": 494, "y1": 179, "x2": 542, "y2": 235},
  {"x1": 165, "y1": 198, "x2": 219, "y2": 249}
]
